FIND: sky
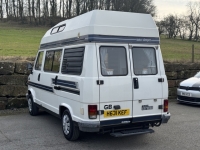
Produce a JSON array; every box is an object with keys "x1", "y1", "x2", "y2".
[{"x1": 154, "y1": 0, "x2": 200, "y2": 20}]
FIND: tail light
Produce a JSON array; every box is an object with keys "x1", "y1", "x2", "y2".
[
  {"x1": 88, "y1": 105, "x2": 97, "y2": 119},
  {"x1": 164, "y1": 99, "x2": 168, "y2": 112}
]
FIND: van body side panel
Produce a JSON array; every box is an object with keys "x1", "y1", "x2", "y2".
[
  {"x1": 80, "y1": 44, "x2": 100, "y2": 121},
  {"x1": 53, "y1": 44, "x2": 99, "y2": 121},
  {"x1": 80, "y1": 44, "x2": 99, "y2": 104},
  {"x1": 158, "y1": 46, "x2": 168, "y2": 99}
]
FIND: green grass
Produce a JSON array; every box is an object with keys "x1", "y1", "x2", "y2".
[
  {"x1": 1, "y1": 23, "x2": 200, "y2": 62},
  {"x1": 160, "y1": 35, "x2": 200, "y2": 62},
  {"x1": 0, "y1": 23, "x2": 48, "y2": 57}
]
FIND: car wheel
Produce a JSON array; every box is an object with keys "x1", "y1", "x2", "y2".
[
  {"x1": 28, "y1": 94, "x2": 39, "y2": 116},
  {"x1": 62, "y1": 109, "x2": 80, "y2": 141}
]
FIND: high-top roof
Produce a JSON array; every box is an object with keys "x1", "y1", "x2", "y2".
[{"x1": 40, "y1": 10, "x2": 159, "y2": 48}]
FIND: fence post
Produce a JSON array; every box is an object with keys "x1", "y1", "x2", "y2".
[{"x1": 192, "y1": 44, "x2": 194, "y2": 63}]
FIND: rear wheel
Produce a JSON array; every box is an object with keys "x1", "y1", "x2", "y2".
[
  {"x1": 28, "y1": 94, "x2": 39, "y2": 116},
  {"x1": 62, "y1": 109, "x2": 80, "y2": 141}
]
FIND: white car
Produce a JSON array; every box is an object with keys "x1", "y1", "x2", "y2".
[{"x1": 177, "y1": 72, "x2": 200, "y2": 104}]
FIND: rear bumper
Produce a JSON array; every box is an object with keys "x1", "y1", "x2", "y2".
[
  {"x1": 78, "y1": 114, "x2": 170, "y2": 132},
  {"x1": 162, "y1": 113, "x2": 170, "y2": 123},
  {"x1": 78, "y1": 121, "x2": 100, "y2": 132}
]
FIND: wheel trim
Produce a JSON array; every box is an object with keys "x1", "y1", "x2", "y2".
[
  {"x1": 28, "y1": 98, "x2": 32, "y2": 112},
  {"x1": 63, "y1": 115, "x2": 70, "y2": 135}
]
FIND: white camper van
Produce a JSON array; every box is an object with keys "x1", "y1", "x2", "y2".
[{"x1": 27, "y1": 10, "x2": 170, "y2": 141}]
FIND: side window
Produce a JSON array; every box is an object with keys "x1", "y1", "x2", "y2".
[
  {"x1": 62, "y1": 47, "x2": 85, "y2": 75},
  {"x1": 51, "y1": 24, "x2": 66, "y2": 34},
  {"x1": 52, "y1": 51, "x2": 62, "y2": 72},
  {"x1": 132, "y1": 47, "x2": 157, "y2": 75},
  {"x1": 51, "y1": 27, "x2": 59, "y2": 34},
  {"x1": 100, "y1": 46, "x2": 128, "y2": 76},
  {"x1": 35, "y1": 51, "x2": 44, "y2": 70},
  {"x1": 44, "y1": 50, "x2": 62, "y2": 73}
]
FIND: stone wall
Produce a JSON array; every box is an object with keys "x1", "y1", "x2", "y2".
[
  {"x1": 0, "y1": 60, "x2": 200, "y2": 110},
  {"x1": 0, "y1": 61, "x2": 31, "y2": 110}
]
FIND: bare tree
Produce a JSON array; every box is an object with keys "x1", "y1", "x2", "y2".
[
  {"x1": 188, "y1": 2, "x2": 200, "y2": 41},
  {"x1": 28, "y1": 0, "x2": 31, "y2": 23},
  {"x1": 0, "y1": 0, "x2": 3, "y2": 20},
  {"x1": 36, "y1": 0, "x2": 41, "y2": 24},
  {"x1": 50, "y1": 0, "x2": 57, "y2": 17},
  {"x1": 5, "y1": 0, "x2": 9, "y2": 18},
  {"x1": 18, "y1": 0, "x2": 24, "y2": 22},
  {"x1": 178, "y1": 16, "x2": 187, "y2": 40},
  {"x1": 0, "y1": 0, "x2": 157, "y2": 26},
  {"x1": 156, "y1": 21, "x2": 165, "y2": 35},
  {"x1": 32, "y1": 0, "x2": 37, "y2": 24},
  {"x1": 12, "y1": 0, "x2": 16, "y2": 19},
  {"x1": 162, "y1": 15, "x2": 176, "y2": 38}
]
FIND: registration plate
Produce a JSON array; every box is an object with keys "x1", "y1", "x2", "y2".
[
  {"x1": 181, "y1": 92, "x2": 191, "y2": 97},
  {"x1": 142, "y1": 105, "x2": 153, "y2": 110},
  {"x1": 104, "y1": 109, "x2": 130, "y2": 118}
]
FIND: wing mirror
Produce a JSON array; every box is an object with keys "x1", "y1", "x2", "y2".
[{"x1": 27, "y1": 63, "x2": 33, "y2": 74}]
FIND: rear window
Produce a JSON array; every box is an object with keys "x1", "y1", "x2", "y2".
[
  {"x1": 132, "y1": 47, "x2": 157, "y2": 75},
  {"x1": 100, "y1": 46, "x2": 128, "y2": 76}
]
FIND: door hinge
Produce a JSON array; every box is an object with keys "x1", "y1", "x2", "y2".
[
  {"x1": 158, "y1": 78, "x2": 164, "y2": 82},
  {"x1": 128, "y1": 45, "x2": 132, "y2": 49},
  {"x1": 97, "y1": 80, "x2": 104, "y2": 85},
  {"x1": 158, "y1": 105, "x2": 163, "y2": 109}
]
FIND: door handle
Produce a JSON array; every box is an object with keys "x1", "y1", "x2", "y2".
[
  {"x1": 133, "y1": 78, "x2": 139, "y2": 89},
  {"x1": 38, "y1": 73, "x2": 41, "y2": 81},
  {"x1": 158, "y1": 78, "x2": 164, "y2": 82}
]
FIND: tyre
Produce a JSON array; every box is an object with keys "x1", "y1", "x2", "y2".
[
  {"x1": 62, "y1": 109, "x2": 80, "y2": 141},
  {"x1": 28, "y1": 94, "x2": 39, "y2": 116}
]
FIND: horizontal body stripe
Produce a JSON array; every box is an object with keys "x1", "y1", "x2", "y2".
[
  {"x1": 28, "y1": 82, "x2": 53, "y2": 92},
  {"x1": 52, "y1": 79, "x2": 77, "y2": 88},
  {"x1": 87, "y1": 35, "x2": 159, "y2": 44},
  {"x1": 28, "y1": 81, "x2": 79, "y2": 95},
  {"x1": 40, "y1": 34, "x2": 160, "y2": 50},
  {"x1": 52, "y1": 79, "x2": 80, "y2": 95}
]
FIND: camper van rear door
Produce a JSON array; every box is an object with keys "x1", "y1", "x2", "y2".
[
  {"x1": 96, "y1": 44, "x2": 133, "y2": 123},
  {"x1": 129, "y1": 46, "x2": 163, "y2": 120}
]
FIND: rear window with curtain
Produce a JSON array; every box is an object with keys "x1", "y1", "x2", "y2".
[
  {"x1": 61, "y1": 47, "x2": 85, "y2": 75},
  {"x1": 132, "y1": 47, "x2": 157, "y2": 75},
  {"x1": 100, "y1": 46, "x2": 128, "y2": 76}
]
